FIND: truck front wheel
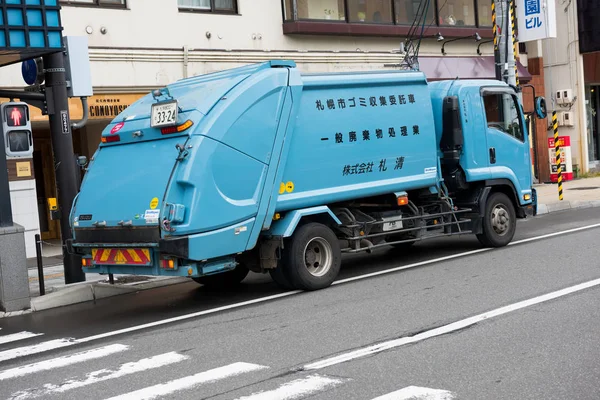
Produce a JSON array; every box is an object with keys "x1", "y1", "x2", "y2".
[
  {"x1": 192, "y1": 264, "x2": 249, "y2": 289},
  {"x1": 282, "y1": 222, "x2": 341, "y2": 291},
  {"x1": 477, "y1": 192, "x2": 516, "y2": 247}
]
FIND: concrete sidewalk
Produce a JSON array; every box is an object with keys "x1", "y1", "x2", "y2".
[
  {"x1": 534, "y1": 176, "x2": 600, "y2": 214},
  {"x1": 3, "y1": 176, "x2": 600, "y2": 318}
]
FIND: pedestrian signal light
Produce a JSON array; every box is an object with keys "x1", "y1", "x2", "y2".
[
  {"x1": 5, "y1": 105, "x2": 28, "y2": 127},
  {"x1": 1, "y1": 101, "x2": 33, "y2": 158}
]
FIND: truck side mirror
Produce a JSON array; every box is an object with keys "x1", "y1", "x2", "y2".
[{"x1": 535, "y1": 96, "x2": 547, "y2": 119}]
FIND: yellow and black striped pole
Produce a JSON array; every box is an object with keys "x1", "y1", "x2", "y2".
[
  {"x1": 553, "y1": 111, "x2": 563, "y2": 200},
  {"x1": 510, "y1": 0, "x2": 519, "y2": 87},
  {"x1": 492, "y1": 0, "x2": 498, "y2": 50},
  {"x1": 492, "y1": 0, "x2": 502, "y2": 80}
]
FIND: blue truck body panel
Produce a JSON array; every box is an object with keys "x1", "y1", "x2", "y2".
[{"x1": 70, "y1": 60, "x2": 535, "y2": 278}]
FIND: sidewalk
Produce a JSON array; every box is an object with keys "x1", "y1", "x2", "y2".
[
  {"x1": 3, "y1": 176, "x2": 600, "y2": 318},
  {"x1": 534, "y1": 175, "x2": 600, "y2": 214}
]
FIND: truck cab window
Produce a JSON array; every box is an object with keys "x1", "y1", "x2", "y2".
[{"x1": 483, "y1": 93, "x2": 524, "y2": 142}]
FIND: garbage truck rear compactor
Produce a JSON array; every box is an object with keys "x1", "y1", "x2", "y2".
[{"x1": 68, "y1": 60, "x2": 543, "y2": 291}]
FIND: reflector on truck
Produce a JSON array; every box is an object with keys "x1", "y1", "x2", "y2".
[{"x1": 92, "y1": 248, "x2": 151, "y2": 265}]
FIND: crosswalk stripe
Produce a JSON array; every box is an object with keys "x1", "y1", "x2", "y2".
[
  {"x1": 234, "y1": 374, "x2": 345, "y2": 400},
  {"x1": 0, "y1": 338, "x2": 76, "y2": 363},
  {"x1": 0, "y1": 332, "x2": 43, "y2": 346},
  {"x1": 370, "y1": 386, "x2": 455, "y2": 400},
  {"x1": 8, "y1": 351, "x2": 189, "y2": 400},
  {"x1": 105, "y1": 362, "x2": 269, "y2": 400},
  {"x1": 0, "y1": 344, "x2": 129, "y2": 381}
]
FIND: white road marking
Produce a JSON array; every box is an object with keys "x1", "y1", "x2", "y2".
[
  {"x1": 304, "y1": 276, "x2": 600, "y2": 370},
  {"x1": 0, "y1": 338, "x2": 76, "y2": 363},
  {"x1": 105, "y1": 362, "x2": 268, "y2": 400},
  {"x1": 0, "y1": 344, "x2": 128, "y2": 381},
  {"x1": 73, "y1": 223, "x2": 600, "y2": 346},
  {"x1": 333, "y1": 223, "x2": 600, "y2": 286},
  {"x1": 8, "y1": 351, "x2": 189, "y2": 400},
  {"x1": 370, "y1": 386, "x2": 455, "y2": 400},
  {"x1": 0, "y1": 332, "x2": 43, "y2": 345},
  {"x1": 234, "y1": 374, "x2": 344, "y2": 400},
  {"x1": 2, "y1": 223, "x2": 598, "y2": 363}
]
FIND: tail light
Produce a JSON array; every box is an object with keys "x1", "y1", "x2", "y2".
[
  {"x1": 161, "y1": 120, "x2": 193, "y2": 135},
  {"x1": 81, "y1": 257, "x2": 93, "y2": 267},
  {"x1": 101, "y1": 135, "x2": 120, "y2": 143},
  {"x1": 160, "y1": 258, "x2": 176, "y2": 270}
]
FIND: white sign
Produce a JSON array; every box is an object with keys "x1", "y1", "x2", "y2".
[
  {"x1": 151, "y1": 100, "x2": 178, "y2": 128},
  {"x1": 516, "y1": 0, "x2": 557, "y2": 42}
]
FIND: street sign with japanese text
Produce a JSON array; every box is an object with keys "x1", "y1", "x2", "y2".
[{"x1": 516, "y1": 0, "x2": 557, "y2": 42}]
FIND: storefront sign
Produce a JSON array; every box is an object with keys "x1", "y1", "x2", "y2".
[
  {"x1": 0, "y1": 93, "x2": 146, "y2": 123},
  {"x1": 548, "y1": 136, "x2": 573, "y2": 182},
  {"x1": 516, "y1": 0, "x2": 557, "y2": 42}
]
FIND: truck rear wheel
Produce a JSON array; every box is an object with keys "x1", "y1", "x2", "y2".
[
  {"x1": 477, "y1": 192, "x2": 516, "y2": 248},
  {"x1": 193, "y1": 264, "x2": 249, "y2": 289},
  {"x1": 282, "y1": 222, "x2": 341, "y2": 291}
]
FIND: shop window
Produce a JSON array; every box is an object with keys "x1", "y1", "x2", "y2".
[
  {"x1": 438, "y1": 0, "x2": 475, "y2": 26},
  {"x1": 60, "y1": 0, "x2": 126, "y2": 7},
  {"x1": 347, "y1": 0, "x2": 393, "y2": 23},
  {"x1": 283, "y1": 0, "x2": 346, "y2": 21},
  {"x1": 483, "y1": 93, "x2": 524, "y2": 142},
  {"x1": 394, "y1": 0, "x2": 435, "y2": 25},
  {"x1": 476, "y1": 0, "x2": 492, "y2": 26},
  {"x1": 178, "y1": 0, "x2": 237, "y2": 13}
]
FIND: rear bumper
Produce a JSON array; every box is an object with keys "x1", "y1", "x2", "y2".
[{"x1": 67, "y1": 239, "x2": 236, "y2": 278}]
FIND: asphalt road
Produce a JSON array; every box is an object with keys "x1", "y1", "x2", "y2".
[{"x1": 1, "y1": 207, "x2": 600, "y2": 399}]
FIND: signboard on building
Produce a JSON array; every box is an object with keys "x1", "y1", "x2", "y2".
[
  {"x1": 0, "y1": 93, "x2": 147, "y2": 123},
  {"x1": 516, "y1": 0, "x2": 557, "y2": 42},
  {"x1": 548, "y1": 136, "x2": 573, "y2": 182}
]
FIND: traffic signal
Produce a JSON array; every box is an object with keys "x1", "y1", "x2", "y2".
[{"x1": 1, "y1": 102, "x2": 33, "y2": 158}]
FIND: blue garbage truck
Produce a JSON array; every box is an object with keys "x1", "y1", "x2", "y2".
[{"x1": 68, "y1": 60, "x2": 543, "y2": 291}]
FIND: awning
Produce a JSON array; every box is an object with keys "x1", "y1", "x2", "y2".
[{"x1": 416, "y1": 56, "x2": 532, "y2": 83}]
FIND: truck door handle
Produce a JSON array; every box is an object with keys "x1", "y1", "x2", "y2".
[{"x1": 489, "y1": 147, "x2": 496, "y2": 164}]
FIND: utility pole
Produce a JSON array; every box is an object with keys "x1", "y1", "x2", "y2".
[
  {"x1": 43, "y1": 51, "x2": 85, "y2": 284},
  {"x1": 0, "y1": 132, "x2": 12, "y2": 228}
]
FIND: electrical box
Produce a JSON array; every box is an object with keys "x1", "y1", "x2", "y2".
[
  {"x1": 63, "y1": 36, "x2": 93, "y2": 98},
  {"x1": 557, "y1": 89, "x2": 573, "y2": 105},
  {"x1": 1, "y1": 101, "x2": 33, "y2": 158},
  {"x1": 560, "y1": 111, "x2": 574, "y2": 127}
]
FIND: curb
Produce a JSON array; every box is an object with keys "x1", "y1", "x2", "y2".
[
  {"x1": 535, "y1": 200, "x2": 600, "y2": 215},
  {"x1": 1, "y1": 276, "x2": 190, "y2": 318}
]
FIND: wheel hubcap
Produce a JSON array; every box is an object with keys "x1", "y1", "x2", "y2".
[
  {"x1": 491, "y1": 205, "x2": 510, "y2": 236},
  {"x1": 304, "y1": 237, "x2": 333, "y2": 277}
]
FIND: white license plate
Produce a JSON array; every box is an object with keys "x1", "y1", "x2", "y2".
[
  {"x1": 151, "y1": 101, "x2": 178, "y2": 127},
  {"x1": 382, "y1": 217, "x2": 403, "y2": 232}
]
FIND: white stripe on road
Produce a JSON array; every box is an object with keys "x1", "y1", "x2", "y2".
[
  {"x1": 8, "y1": 352, "x2": 189, "y2": 400},
  {"x1": 234, "y1": 374, "x2": 344, "y2": 400},
  {"x1": 3, "y1": 223, "x2": 599, "y2": 363},
  {"x1": 0, "y1": 332, "x2": 43, "y2": 345},
  {"x1": 74, "y1": 223, "x2": 600, "y2": 347},
  {"x1": 333, "y1": 223, "x2": 600, "y2": 286},
  {"x1": 0, "y1": 344, "x2": 128, "y2": 381},
  {"x1": 105, "y1": 362, "x2": 268, "y2": 400},
  {"x1": 370, "y1": 386, "x2": 455, "y2": 400},
  {"x1": 304, "y1": 276, "x2": 600, "y2": 370},
  {"x1": 0, "y1": 338, "x2": 76, "y2": 363}
]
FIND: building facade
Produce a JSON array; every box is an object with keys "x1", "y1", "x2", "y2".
[{"x1": 2, "y1": 0, "x2": 536, "y2": 257}]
